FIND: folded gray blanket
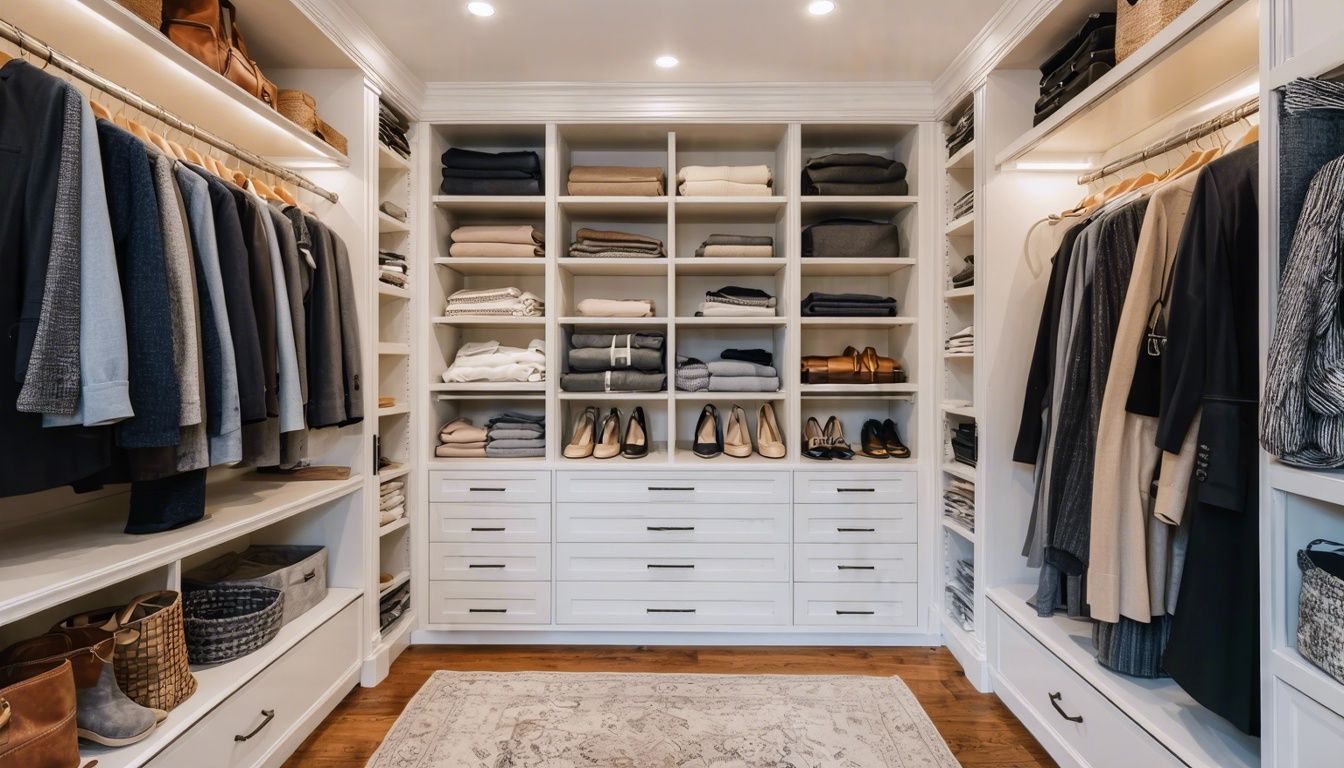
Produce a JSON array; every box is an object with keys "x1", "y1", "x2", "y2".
[
  {"x1": 485, "y1": 438, "x2": 547, "y2": 450},
  {"x1": 561, "y1": 371, "x2": 666, "y2": 392},
  {"x1": 570, "y1": 332, "x2": 665, "y2": 351},
  {"x1": 569, "y1": 346, "x2": 665, "y2": 373},
  {"x1": 707, "y1": 360, "x2": 777, "y2": 377},
  {"x1": 708, "y1": 375, "x2": 780, "y2": 392},
  {"x1": 802, "y1": 218, "x2": 900, "y2": 259},
  {"x1": 485, "y1": 444, "x2": 546, "y2": 458}
]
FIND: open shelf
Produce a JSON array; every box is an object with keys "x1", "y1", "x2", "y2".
[
  {"x1": 800, "y1": 316, "x2": 915, "y2": 329},
  {"x1": 378, "y1": 282, "x2": 410, "y2": 299},
  {"x1": 947, "y1": 142, "x2": 975, "y2": 170},
  {"x1": 674, "y1": 317, "x2": 786, "y2": 328},
  {"x1": 800, "y1": 196, "x2": 918, "y2": 216},
  {"x1": 432, "y1": 382, "x2": 547, "y2": 394},
  {"x1": 1270, "y1": 646, "x2": 1344, "y2": 720},
  {"x1": 378, "y1": 517, "x2": 410, "y2": 538},
  {"x1": 1266, "y1": 27, "x2": 1344, "y2": 88},
  {"x1": 945, "y1": 213, "x2": 974, "y2": 238},
  {"x1": 432, "y1": 196, "x2": 547, "y2": 216},
  {"x1": 432, "y1": 316, "x2": 547, "y2": 327},
  {"x1": 941, "y1": 402, "x2": 977, "y2": 419},
  {"x1": 942, "y1": 462, "x2": 976, "y2": 482},
  {"x1": 559, "y1": 316, "x2": 668, "y2": 327},
  {"x1": 378, "y1": 404, "x2": 410, "y2": 418},
  {"x1": 799, "y1": 258, "x2": 916, "y2": 276},
  {"x1": 379, "y1": 144, "x2": 410, "y2": 172},
  {"x1": 378, "y1": 211, "x2": 410, "y2": 234},
  {"x1": 378, "y1": 570, "x2": 411, "y2": 598},
  {"x1": 800, "y1": 383, "x2": 917, "y2": 396},
  {"x1": 378, "y1": 342, "x2": 410, "y2": 356},
  {"x1": 944, "y1": 286, "x2": 975, "y2": 300},
  {"x1": 943, "y1": 517, "x2": 975, "y2": 542},
  {"x1": 559, "y1": 258, "x2": 670, "y2": 276},
  {"x1": 670, "y1": 448, "x2": 791, "y2": 466},
  {"x1": 378, "y1": 464, "x2": 411, "y2": 483},
  {"x1": 673, "y1": 391, "x2": 787, "y2": 401},
  {"x1": 558, "y1": 196, "x2": 671, "y2": 215},
  {"x1": 434, "y1": 257, "x2": 547, "y2": 276},
  {"x1": 1269, "y1": 460, "x2": 1344, "y2": 507},
  {"x1": 672, "y1": 258, "x2": 787, "y2": 276},
  {"x1": 672, "y1": 197, "x2": 788, "y2": 218},
  {"x1": 559, "y1": 391, "x2": 670, "y2": 401}
]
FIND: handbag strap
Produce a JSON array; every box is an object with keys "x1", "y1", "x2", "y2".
[
  {"x1": 1306, "y1": 538, "x2": 1344, "y2": 555},
  {"x1": 115, "y1": 590, "x2": 175, "y2": 627}
]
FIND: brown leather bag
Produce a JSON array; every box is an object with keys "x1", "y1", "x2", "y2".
[
  {"x1": 0, "y1": 659, "x2": 80, "y2": 768},
  {"x1": 161, "y1": 0, "x2": 278, "y2": 109}
]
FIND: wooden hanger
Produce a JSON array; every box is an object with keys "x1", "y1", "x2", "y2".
[
  {"x1": 89, "y1": 99, "x2": 112, "y2": 121},
  {"x1": 273, "y1": 183, "x2": 300, "y2": 207},
  {"x1": 0, "y1": 50, "x2": 12, "y2": 65},
  {"x1": 1228, "y1": 122, "x2": 1259, "y2": 151}
]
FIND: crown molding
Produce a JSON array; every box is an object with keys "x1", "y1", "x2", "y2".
[
  {"x1": 419, "y1": 81, "x2": 937, "y2": 123},
  {"x1": 290, "y1": 0, "x2": 425, "y2": 119},
  {"x1": 931, "y1": 0, "x2": 1061, "y2": 119}
]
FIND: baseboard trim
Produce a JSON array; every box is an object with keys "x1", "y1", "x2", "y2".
[{"x1": 409, "y1": 629, "x2": 944, "y2": 646}]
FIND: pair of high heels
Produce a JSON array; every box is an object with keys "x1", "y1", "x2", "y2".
[
  {"x1": 861, "y1": 418, "x2": 910, "y2": 459},
  {"x1": 693, "y1": 403, "x2": 786, "y2": 459},
  {"x1": 564, "y1": 406, "x2": 648, "y2": 459},
  {"x1": 802, "y1": 416, "x2": 855, "y2": 460}
]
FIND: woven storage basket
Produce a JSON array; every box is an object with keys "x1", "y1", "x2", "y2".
[
  {"x1": 184, "y1": 545, "x2": 327, "y2": 627},
  {"x1": 278, "y1": 89, "x2": 348, "y2": 156},
  {"x1": 1298, "y1": 539, "x2": 1344, "y2": 685},
  {"x1": 115, "y1": 0, "x2": 162, "y2": 29},
  {"x1": 183, "y1": 586, "x2": 283, "y2": 665},
  {"x1": 1116, "y1": 0, "x2": 1198, "y2": 62}
]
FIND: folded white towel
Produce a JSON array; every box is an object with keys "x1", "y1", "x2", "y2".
[{"x1": 696, "y1": 302, "x2": 776, "y2": 317}]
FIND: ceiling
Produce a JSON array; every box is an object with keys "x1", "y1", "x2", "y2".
[{"x1": 343, "y1": 0, "x2": 1008, "y2": 83}]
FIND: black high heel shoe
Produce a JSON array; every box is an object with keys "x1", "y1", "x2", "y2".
[
  {"x1": 861, "y1": 419, "x2": 889, "y2": 458},
  {"x1": 692, "y1": 404, "x2": 723, "y2": 458},
  {"x1": 802, "y1": 417, "x2": 832, "y2": 460},
  {"x1": 594, "y1": 408, "x2": 621, "y2": 459},
  {"x1": 881, "y1": 418, "x2": 911, "y2": 459},
  {"x1": 824, "y1": 416, "x2": 855, "y2": 460},
  {"x1": 623, "y1": 406, "x2": 649, "y2": 458}
]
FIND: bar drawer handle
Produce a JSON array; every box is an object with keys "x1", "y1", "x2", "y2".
[
  {"x1": 471, "y1": 527, "x2": 506, "y2": 532},
  {"x1": 647, "y1": 608, "x2": 696, "y2": 613},
  {"x1": 467, "y1": 564, "x2": 506, "y2": 569},
  {"x1": 469, "y1": 608, "x2": 508, "y2": 613},
  {"x1": 1048, "y1": 692, "x2": 1084, "y2": 723},
  {"x1": 235, "y1": 709, "x2": 275, "y2": 742},
  {"x1": 836, "y1": 488, "x2": 876, "y2": 493},
  {"x1": 836, "y1": 610, "x2": 874, "y2": 615},
  {"x1": 649, "y1": 486, "x2": 695, "y2": 491},
  {"x1": 302, "y1": 570, "x2": 316, "y2": 582},
  {"x1": 647, "y1": 526, "x2": 695, "y2": 531},
  {"x1": 469, "y1": 487, "x2": 506, "y2": 492},
  {"x1": 837, "y1": 565, "x2": 876, "y2": 570},
  {"x1": 837, "y1": 527, "x2": 877, "y2": 532},
  {"x1": 647, "y1": 564, "x2": 695, "y2": 569}
]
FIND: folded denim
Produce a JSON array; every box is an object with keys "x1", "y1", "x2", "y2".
[
  {"x1": 560, "y1": 371, "x2": 667, "y2": 392},
  {"x1": 802, "y1": 218, "x2": 900, "y2": 258},
  {"x1": 708, "y1": 360, "x2": 776, "y2": 377},
  {"x1": 708, "y1": 375, "x2": 780, "y2": 392},
  {"x1": 488, "y1": 411, "x2": 545, "y2": 426},
  {"x1": 568, "y1": 346, "x2": 665, "y2": 373},
  {"x1": 805, "y1": 180, "x2": 910, "y2": 196},
  {"x1": 442, "y1": 148, "x2": 541, "y2": 174},
  {"x1": 487, "y1": 428, "x2": 548, "y2": 441},
  {"x1": 441, "y1": 177, "x2": 542, "y2": 195},
  {"x1": 721, "y1": 348, "x2": 773, "y2": 367},
  {"x1": 485, "y1": 444, "x2": 546, "y2": 458},
  {"x1": 570, "y1": 332, "x2": 665, "y2": 351},
  {"x1": 801, "y1": 292, "x2": 897, "y2": 316}
]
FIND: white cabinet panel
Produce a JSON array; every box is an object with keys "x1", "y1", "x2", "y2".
[
  {"x1": 793, "y1": 471, "x2": 916, "y2": 504},
  {"x1": 429, "y1": 471, "x2": 551, "y2": 504},
  {"x1": 556, "y1": 543, "x2": 790, "y2": 582},
  {"x1": 556, "y1": 471, "x2": 789, "y2": 504},
  {"x1": 556, "y1": 582, "x2": 790, "y2": 626},
  {"x1": 793, "y1": 583, "x2": 919, "y2": 627},
  {"x1": 556, "y1": 503, "x2": 790, "y2": 543},
  {"x1": 1274, "y1": 678, "x2": 1344, "y2": 768},
  {"x1": 793, "y1": 543, "x2": 917, "y2": 582},
  {"x1": 794, "y1": 504, "x2": 917, "y2": 543},
  {"x1": 427, "y1": 581, "x2": 551, "y2": 625},
  {"x1": 428, "y1": 543, "x2": 551, "y2": 581},
  {"x1": 429, "y1": 502, "x2": 551, "y2": 543}
]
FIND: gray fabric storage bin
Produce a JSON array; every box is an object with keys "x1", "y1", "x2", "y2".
[{"x1": 183, "y1": 545, "x2": 327, "y2": 626}]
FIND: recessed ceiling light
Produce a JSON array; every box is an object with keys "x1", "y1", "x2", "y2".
[
  {"x1": 655, "y1": 55, "x2": 679, "y2": 69},
  {"x1": 808, "y1": 1, "x2": 836, "y2": 16},
  {"x1": 467, "y1": 2, "x2": 495, "y2": 17}
]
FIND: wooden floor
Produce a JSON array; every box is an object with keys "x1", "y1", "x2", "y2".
[{"x1": 285, "y1": 646, "x2": 1056, "y2": 767}]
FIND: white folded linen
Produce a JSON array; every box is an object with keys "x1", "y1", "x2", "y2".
[
  {"x1": 442, "y1": 339, "x2": 547, "y2": 383},
  {"x1": 695, "y1": 302, "x2": 776, "y2": 317},
  {"x1": 678, "y1": 180, "x2": 774, "y2": 197},
  {"x1": 677, "y1": 165, "x2": 772, "y2": 185},
  {"x1": 576, "y1": 298, "x2": 655, "y2": 317}
]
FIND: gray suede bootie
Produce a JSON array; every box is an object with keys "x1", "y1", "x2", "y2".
[{"x1": 0, "y1": 634, "x2": 158, "y2": 747}]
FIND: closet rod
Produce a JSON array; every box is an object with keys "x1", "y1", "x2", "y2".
[
  {"x1": 1076, "y1": 97, "x2": 1259, "y2": 185},
  {"x1": 0, "y1": 17, "x2": 340, "y2": 204}
]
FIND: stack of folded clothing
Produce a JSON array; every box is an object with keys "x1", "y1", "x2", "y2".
[
  {"x1": 486, "y1": 412, "x2": 546, "y2": 458},
  {"x1": 675, "y1": 357, "x2": 710, "y2": 391},
  {"x1": 697, "y1": 286, "x2": 776, "y2": 317},
  {"x1": 449, "y1": 224, "x2": 544, "y2": 258},
  {"x1": 945, "y1": 326, "x2": 974, "y2": 354},
  {"x1": 442, "y1": 339, "x2": 546, "y2": 383},
  {"x1": 802, "y1": 153, "x2": 908, "y2": 196},
  {"x1": 576, "y1": 298, "x2": 655, "y2": 317},
  {"x1": 379, "y1": 480, "x2": 406, "y2": 526},
  {"x1": 945, "y1": 106, "x2": 973, "y2": 156},
  {"x1": 441, "y1": 147, "x2": 543, "y2": 195},
  {"x1": 951, "y1": 256, "x2": 974, "y2": 289},
  {"x1": 801, "y1": 292, "x2": 897, "y2": 317},
  {"x1": 380, "y1": 583, "x2": 410, "y2": 632},
  {"x1": 946, "y1": 560, "x2": 975, "y2": 631},
  {"x1": 676, "y1": 349, "x2": 777, "y2": 392},
  {"x1": 951, "y1": 190, "x2": 974, "y2": 219},
  {"x1": 561, "y1": 332, "x2": 666, "y2": 392},
  {"x1": 437, "y1": 417, "x2": 488, "y2": 457},
  {"x1": 379, "y1": 251, "x2": 408, "y2": 289},
  {"x1": 568, "y1": 228, "x2": 665, "y2": 259},
  {"x1": 380, "y1": 201, "x2": 407, "y2": 222},
  {"x1": 379, "y1": 101, "x2": 410, "y2": 159},
  {"x1": 802, "y1": 218, "x2": 900, "y2": 258},
  {"x1": 694, "y1": 234, "x2": 774, "y2": 258},
  {"x1": 567, "y1": 166, "x2": 664, "y2": 196},
  {"x1": 443, "y1": 287, "x2": 544, "y2": 318},
  {"x1": 950, "y1": 422, "x2": 977, "y2": 467},
  {"x1": 1035, "y1": 12, "x2": 1116, "y2": 126},
  {"x1": 943, "y1": 478, "x2": 975, "y2": 532},
  {"x1": 676, "y1": 165, "x2": 773, "y2": 196}
]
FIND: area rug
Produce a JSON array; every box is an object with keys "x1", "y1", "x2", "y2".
[{"x1": 366, "y1": 671, "x2": 961, "y2": 767}]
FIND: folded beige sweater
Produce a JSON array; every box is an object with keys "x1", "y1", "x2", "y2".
[
  {"x1": 677, "y1": 165, "x2": 772, "y2": 185},
  {"x1": 678, "y1": 180, "x2": 773, "y2": 197},
  {"x1": 440, "y1": 417, "x2": 488, "y2": 443},
  {"x1": 569, "y1": 165, "x2": 665, "y2": 183},
  {"x1": 574, "y1": 228, "x2": 663, "y2": 246},
  {"x1": 699, "y1": 244, "x2": 776, "y2": 258},
  {"x1": 567, "y1": 180, "x2": 665, "y2": 196},
  {"x1": 450, "y1": 224, "x2": 543, "y2": 245},
  {"x1": 435, "y1": 444, "x2": 487, "y2": 458},
  {"x1": 448, "y1": 242, "x2": 544, "y2": 258},
  {"x1": 576, "y1": 298, "x2": 655, "y2": 317}
]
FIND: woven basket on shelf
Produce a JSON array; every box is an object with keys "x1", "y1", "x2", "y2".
[
  {"x1": 1115, "y1": 0, "x2": 1198, "y2": 62},
  {"x1": 278, "y1": 89, "x2": 349, "y2": 156},
  {"x1": 115, "y1": 0, "x2": 162, "y2": 29},
  {"x1": 183, "y1": 586, "x2": 283, "y2": 665}
]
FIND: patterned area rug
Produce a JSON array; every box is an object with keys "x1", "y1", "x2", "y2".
[{"x1": 367, "y1": 671, "x2": 961, "y2": 767}]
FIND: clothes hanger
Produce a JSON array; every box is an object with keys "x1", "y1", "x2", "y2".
[{"x1": 1228, "y1": 120, "x2": 1259, "y2": 150}]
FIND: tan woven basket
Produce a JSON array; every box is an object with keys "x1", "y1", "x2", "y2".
[
  {"x1": 1116, "y1": 0, "x2": 1198, "y2": 62},
  {"x1": 115, "y1": 0, "x2": 162, "y2": 29},
  {"x1": 278, "y1": 89, "x2": 349, "y2": 156}
]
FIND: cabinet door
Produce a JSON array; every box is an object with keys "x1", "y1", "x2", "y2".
[{"x1": 1274, "y1": 677, "x2": 1344, "y2": 767}]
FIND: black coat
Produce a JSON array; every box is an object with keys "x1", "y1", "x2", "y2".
[
  {"x1": 228, "y1": 184, "x2": 278, "y2": 418},
  {"x1": 201, "y1": 171, "x2": 266, "y2": 425}
]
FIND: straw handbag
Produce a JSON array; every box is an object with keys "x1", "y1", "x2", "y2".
[
  {"x1": 1116, "y1": 0, "x2": 1198, "y2": 62},
  {"x1": 278, "y1": 90, "x2": 348, "y2": 156}
]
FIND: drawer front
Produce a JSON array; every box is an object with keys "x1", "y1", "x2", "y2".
[
  {"x1": 557, "y1": 582, "x2": 790, "y2": 626},
  {"x1": 793, "y1": 583, "x2": 918, "y2": 627},
  {"x1": 429, "y1": 502, "x2": 551, "y2": 543},
  {"x1": 556, "y1": 503, "x2": 789, "y2": 543},
  {"x1": 556, "y1": 471, "x2": 788, "y2": 504},
  {"x1": 556, "y1": 543, "x2": 789, "y2": 582},
  {"x1": 794, "y1": 504, "x2": 917, "y2": 543},
  {"x1": 991, "y1": 605, "x2": 1180, "y2": 768},
  {"x1": 794, "y1": 543, "x2": 917, "y2": 583},
  {"x1": 145, "y1": 598, "x2": 360, "y2": 768},
  {"x1": 1274, "y1": 678, "x2": 1344, "y2": 768},
  {"x1": 793, "y1": 471, "x2": 916, "y2": 505},
  {"x1": 429, "y1": 471, "x2": 550, "y2": 503},
  {"x1": 427, "y1": 581, "x2": 551, "y2": 625},
  {"x1": 429, "y1": 543, "x2": 551, "y2": 581}
]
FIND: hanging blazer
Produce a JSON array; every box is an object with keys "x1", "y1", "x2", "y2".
[
  {"x1": 201, "y1": 171, "x2": 266, "y2": 425},
  {"x1": 228, "y1": 184, "x2": 278, "y2": 418},
  {"x1": 327, "y1": 223, "x2": 364, "y2": 426},
  {"x1": 302, "y1": 213, "x2": 346, "y2": 428}
]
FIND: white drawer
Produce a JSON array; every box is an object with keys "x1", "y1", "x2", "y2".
[
  {"x1": 990, "y1": 605, "x2": 1180, "y2": 768},
  {"x1": 428, "y1": 543, "x2": 551, "y2": 581},
  {"x1": 144, "y1": 598, "x2": 359, "y2": 768},
  {"x1": 556, "y1": 582, "x2": 790, "y2": 626},
  {"x1": 1274, "y1": 678, "x2": 1344, "y2": 768},
  {"x1": 793, "y1": 471, "x2": 916, "y2": 505},
  {"x1": 556, "y1": 471, "x2": 788, "y2": 504},
  {"x1": 429, "y1": 502, "x2": 551, "y2": 543},
  {"x1": 793, "y1": 583, "x2": 918, "y2": 627},
  {"x1": 794, "y1": 504, "x2": 916, "y2": 543},
  {"x1": 429, "y1": 471, "x2": 550, "y2": 503},
  {"x1": 793, "y1": 543, "x2": 917, "y2": 582},
  {"x1": 556, "y1": 543, "x2": 789, "y2": 582},
  {"x1": 427, "y1": 581, "x2": 551, "y2": 625},
  {"x1": 556, "y1": 503, "x2": 789, "y2": 543}
]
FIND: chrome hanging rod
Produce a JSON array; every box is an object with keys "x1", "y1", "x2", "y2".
[
  {"x1": 0, "y1": 17, "x2": 339, "y2": 204},
  {"x1": 1076, "y1": 97, "x2": 1259, "y2": 185}
]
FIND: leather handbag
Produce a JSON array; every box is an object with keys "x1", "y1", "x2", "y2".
[
  {"x1": 161, "y1": 0, "x2": 278, "y2": 108},
  {"x1": 0, "y1": 659, "x2": 80, "y2": 768},
  {"x1": 801, "y1": 346, "x2": 906, "y2": 384}
]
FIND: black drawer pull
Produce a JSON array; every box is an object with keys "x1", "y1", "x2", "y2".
[
  {"x1": 1048, "y1": 692, "x2": 1084, "y2": 723},
  {"x1": 647, "y1": 608, "x2": 696, "y2": 613},
  {"x1": 467, "y1": 564, "x2": 506, "y2": 569},
  {"x1": 648, "y1": 486, "x2": 695, "y2": 491},
  {"x1": 469, "y1": 487, "x2": 506, "y2": 492},
  {"x1": 836, "y1": 487, "x2": 876, "y2": 493},
  {"x1": 836, "y1": 610, "x2": 874, "y2": 615},
  {"x1": 235, "y1": 709, "x2": 275, "y2": 742},
  {"x1": 647, "y1": 564, "x2": 695, "y2": 569},
  {"x1": 837, "y1": 527, "x2": 877, "y2": 532},
  {"x1": 647, "y1": 526, "x2": 695, "y2": 531},
  {"x1": 837, "y1": 565, "x2": 876, "y2": 570},
  {"x1": 469, "y1": 608, "x2": 507, "y2": 613},
  {"x1": 471, "y1": 527, "x2": 506, "y2": 532}
]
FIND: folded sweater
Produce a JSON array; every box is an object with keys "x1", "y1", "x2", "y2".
[
  {"x1": 707, "y1": 375, "x2": 780, "y2": 392},
  {"x1": 677, "y1": 165, "x2": 772, "y2": 185},
  {"x1": 707, "y1": 360, "x2": 777, "y2": 378},
  {"x1": 568, "y1": 346, "x2": 665, "y2": 373},
  {"x1": 697, "y1": 244, "x2": 775, "y2": 258},
  {"x1": 451, "y1": 225, "x2": 544, "y2": 245},
  {"x1": 570, "y1": 332, "x2": 665, "y2": 351},
  {"x1": 576, "y1": 298, "x2": 655, "y2": 318},
  {"x1": 802, "y1": 218, "x2": 901, "y2": 259},
  {"x1": 560, "y1": 371, "x2": 666, "y2": 392},
  {"x1": 442, "y1": 148, "x2": 541, "y2": 175},
  {"x1": 678, "y1": 180, "x2": 772, "y2": 197}
]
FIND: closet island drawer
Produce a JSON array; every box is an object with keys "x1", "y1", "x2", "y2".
[
  {"x1": 556, "y1": 543, "x2": 790, "y2": 582},
  {"x1": 556, "y1": 582, "x2": 790, "y2": 626},
  {"x1": 427, "y1": 581, "x2": 551, "y2": 625},
  {"x1": 794, "y1": 543, "x2": 917, "y2": 582},
  {"x1": 794, "y1": 583, "x2": 918, "y2": 627},
  {"x1": 429, "y1": 543, "x2": 551, "y2": 581},
  {"x1": 793, "y1": 471, "x2": 916, "y2": 505},
  {"x1": 144, "y1": 597, "x2": 359, "y2": 768},
  {"x1": 429, "y1": 471, "x2": 551, "y2": 503},
  {"x1": 556, "y1": 471, "x2": 788, "y2": 504},
  {"x1": 794, "y1": 504, "x2": 917, "y2": 543},
  {"x1": 556, "y1": 503, "x2": 790, "y2": 543},
  {"x1": 429, "y1": 502, "x2": 551, "y2": 543},
  {"x1": 990, "y1": 605, "x2": 1179, "y2": 768}
]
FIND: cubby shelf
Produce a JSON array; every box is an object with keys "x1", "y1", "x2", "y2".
[
  {"x1": 942, "y1": 462, "x2": 975, "y2": 482},
  {"x1": 379, "y1": 144, "x2": 411, "y2": 171},
  {"x1": 944, "y1": 213, "x2": 974, "y2": 237},
  {"x1": 800, "y1": 196, "x2": 918, "y2": 215},
  {"x1": 378, "y1": 211, "x2": 410, "y2": 234},
  {"x1": 432, "y1": 316, "x2": 547, "y2": 327},
  {"x1": 559, "y1": 259, "x2": 670, "y2": 275},
  {"x1": 799, "y1": 258, "x2": 916, "y2": 276},
  {"x1": 378, "y1": 570, "x2": 411, "y2": 598},
  {"x1": 944, "y1": 286, "x2": 975, "y2": 300},
  {"x1": 434, "y1": 257, "x2": 547, "y2": 275},
  {"x1": 378, "y1": 517, "x2": 410, "y2": 537},
  {"x1": 943, "y1": 517, "x2": 975, "y2": 542},
  {"x1": 946, "y1": 141, "x2": 975, "y2": 170},
  {"x1": 432, "y1": 196, "x2": 546, "y2": 215},
  {"x1": 672, "y1": 258, "x2": 788, "y2": 275},
  {"x1": 378, "y1": 282, "x2": 410, "y2": 299}
]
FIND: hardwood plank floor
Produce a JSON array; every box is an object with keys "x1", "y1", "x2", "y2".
[{"x1": 285, "y1": 646, "x2": 1056, "y2": 767}]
